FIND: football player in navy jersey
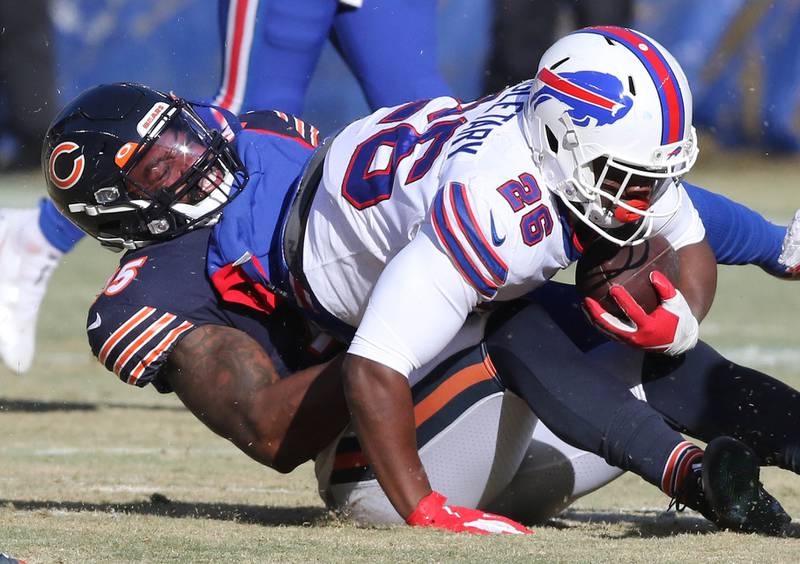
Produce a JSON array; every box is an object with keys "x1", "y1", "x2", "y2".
[
  {"x1": 42, "y1": 74, "x2": 800, "y2": 536},
  {"x1": 42, "y1": 82, "x2": 532, "y2": 534}
]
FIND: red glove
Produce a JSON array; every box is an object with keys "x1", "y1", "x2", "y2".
[
  {"x1": 583, "y1": 271, "x2": 699, "y2": 356},
  {"x1": 405, "y1": 491, "x2": 532, "y2": 535}
]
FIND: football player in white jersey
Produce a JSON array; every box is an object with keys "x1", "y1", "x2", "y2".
[{"x1": 300, "y1": 26, "x2": 728, "y2": 528}]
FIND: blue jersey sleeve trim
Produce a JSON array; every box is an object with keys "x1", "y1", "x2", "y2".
[
  {"x1": 450, "y1": 184, "x2": 508, "y2": 285},
  {"x1": 432, "y1": 189, "x2": 497, "y2": 298}
]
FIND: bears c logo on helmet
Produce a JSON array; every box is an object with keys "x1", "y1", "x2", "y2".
[{"x1": 49, "y1": 141, "x2": 86, "y2": 190}]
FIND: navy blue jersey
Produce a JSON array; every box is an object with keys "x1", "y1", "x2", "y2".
[
  {"x1": 87, "y1": 227, "x2": 327, "y2": 392},
  {"x1": 87, "y1": 107, "x2": 339, "y2": 392}
]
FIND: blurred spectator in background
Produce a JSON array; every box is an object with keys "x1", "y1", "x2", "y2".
[
  {"x1": 483, "y1": 0, "x2": 632, "y2": 94},
  {"x1": 0, "y1": 0, "x2": 58, "y2": 170}
]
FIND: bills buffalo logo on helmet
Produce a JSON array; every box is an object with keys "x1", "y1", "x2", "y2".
[
  {"x1": 48, "y1": 141, "x2": 86, "y2": 190},
  {"x1": 531, "y1": 68, "x2": 633, "y2": 127},
  {"x1": 666, "y1": 145, "x2": 683, "y2": 159}
]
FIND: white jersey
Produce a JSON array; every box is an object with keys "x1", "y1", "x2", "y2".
[{"x1": 302, "y1": 83, "x2": 705, "y2": 377}]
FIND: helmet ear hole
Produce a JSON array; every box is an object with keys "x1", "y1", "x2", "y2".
[{"x1": 545, "y1": 126, "x2": 559, "y2": 153}]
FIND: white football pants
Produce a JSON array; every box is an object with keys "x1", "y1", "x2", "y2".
[{"x1": 316, "y1": 335, "x2": 647, "y2": 525}]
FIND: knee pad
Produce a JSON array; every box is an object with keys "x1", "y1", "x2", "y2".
[{"x1": 485, "y1": 423, "x2": 625, "y2": 523}]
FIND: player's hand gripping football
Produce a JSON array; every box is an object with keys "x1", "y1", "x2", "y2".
[
  {"x1": 405, "y1": 491, "x2": 532, "y2": 535},
  {"x1": 583, "y1": 271, "x2": 699, "y2": 356}
]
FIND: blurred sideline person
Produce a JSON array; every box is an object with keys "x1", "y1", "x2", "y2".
[
  {"x1": 43, "y1": 28, "x2": 799, "y2": 534},
  {"x1": 0, "y1": 0, "x2": 64, "y2": 373},
  {"x1": 484, "y1": 0, "x2": 633, "y2": 95},
  {"x1": 0, "y1": 0, "x2": 58, "y2": 170},
  {"x1": 211, "y1": 0, "x2": 449, "y2": 116},
  {"x1": 0, "y1": 0, "x2": 450, "y2": 374}
]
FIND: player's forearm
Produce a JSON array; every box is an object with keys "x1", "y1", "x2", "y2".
[
  {"x1": 253, "y1": 355, "x2": 349, "y2": 472},
  {"x1": 676, "y1": 238, "x2": 717, "y2": 322},
  {"x1": 342, "y1": 353, "x2": 431, "y2": 518},
  {"x1": 165, "y1": 325, "x2": 348, "y2": 473}
]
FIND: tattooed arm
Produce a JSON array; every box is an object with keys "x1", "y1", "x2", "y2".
[{"x1": 164, "y1": 324, "x2": 348, "y2": 473}]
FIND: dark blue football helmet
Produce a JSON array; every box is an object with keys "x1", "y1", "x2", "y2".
[{"x1": 43, "y1": 82, "x2": 248, "y2": 250}]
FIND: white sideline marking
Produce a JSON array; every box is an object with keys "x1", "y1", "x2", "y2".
[
  {"x1": 38, "y1": 351, "x2": 96, "y2": 364},
  {"x1": 717, "y1": 345, "x2": 800, "y2": 369},
  {"x1": 31, "y1": 344, "x2": 800, "y2": 370},
  {"x1": 89, "y1": 484, "x2": 294, "y2": 495},
  {"x1": 17, "y1": 446, "x2": 233, "y2": 457}
]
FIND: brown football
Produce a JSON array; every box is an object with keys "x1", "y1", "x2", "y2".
[{"x1": 574, "y1": 235, "x2": 680, "y2": 318}]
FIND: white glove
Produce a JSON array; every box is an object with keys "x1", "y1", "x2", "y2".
[{"x1": 778, "y1": 209, "x2": 800, "y2": 275}]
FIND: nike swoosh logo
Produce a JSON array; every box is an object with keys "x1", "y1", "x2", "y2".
[
  {"x1": 490, "y1": 212, "x2": 506, "y2": 246},
  {"x1": 87, "y1": 313, "x2": 102, "y2": 331}
]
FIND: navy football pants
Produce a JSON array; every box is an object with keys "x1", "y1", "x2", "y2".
[{"x1": 485, "y1": 284, "x2": 800, "y2": 485}]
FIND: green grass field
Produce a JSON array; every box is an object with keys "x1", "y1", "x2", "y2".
[{"x1": 1, "y1": 151, "x2": 800, "y2": 562}]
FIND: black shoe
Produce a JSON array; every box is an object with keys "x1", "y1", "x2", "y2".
[
  {"x1": 0, "y1": 553, "x2": 26, "y2": 564},
  {"x1": 701, "y1": 436, "x2": 791, "y2": 535},
  {"x1": 671, "y1": 463, "x2": 712, "y2": 520}
]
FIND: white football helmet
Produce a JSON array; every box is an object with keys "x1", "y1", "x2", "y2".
[{"x1": 522, "y1": 26, "x2": 698, "y2": 245}]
